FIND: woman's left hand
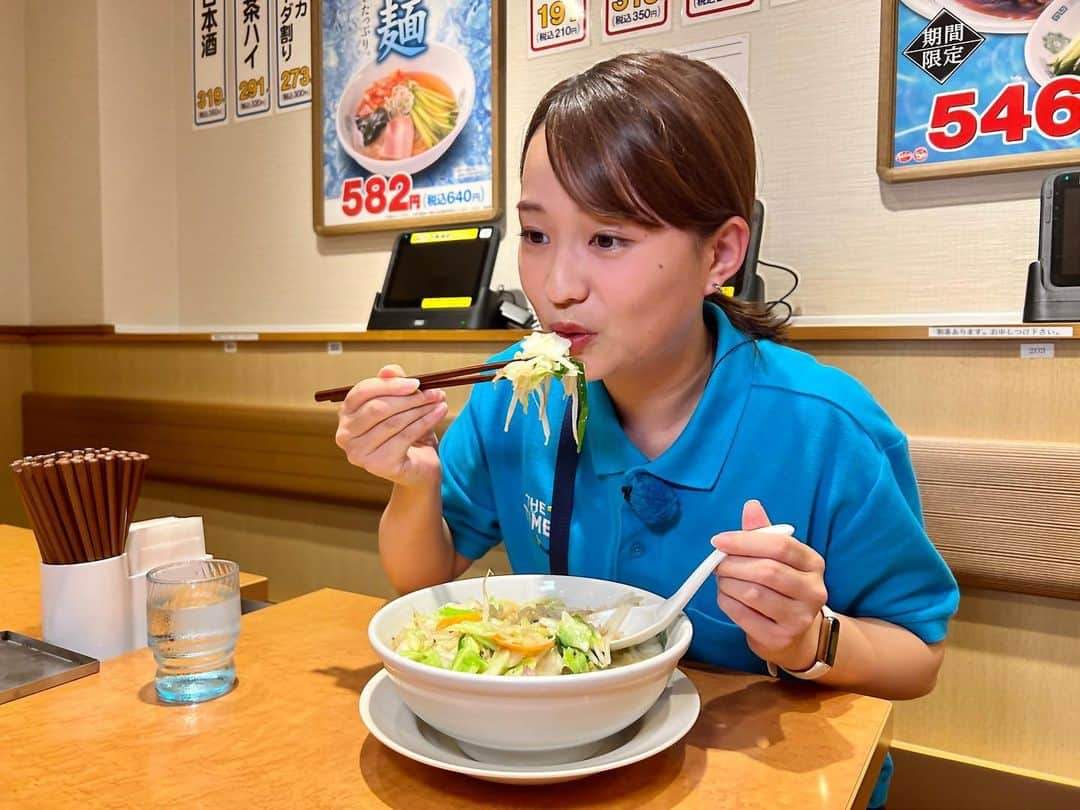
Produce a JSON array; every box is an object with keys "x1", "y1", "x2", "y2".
[{"x1": 711, "y1": 500, "x2": 828, "y2": 672}]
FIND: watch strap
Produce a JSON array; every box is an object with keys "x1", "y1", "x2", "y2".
[{"x1": 766, "y1": 605, "x2": 839, "y2": 681}]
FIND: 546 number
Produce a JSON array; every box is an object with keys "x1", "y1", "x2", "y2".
[{"x1": 927, "y1": 76, "x2": 1080, "y2": 151}]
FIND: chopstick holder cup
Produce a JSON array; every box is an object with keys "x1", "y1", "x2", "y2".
[{"x1": 40, "y1": 554, "x2": 132, "y2": 660}]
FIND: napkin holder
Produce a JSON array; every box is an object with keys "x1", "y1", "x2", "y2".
[{"x1": 39, "y1": 516, "x2": 209, "y2": 660}]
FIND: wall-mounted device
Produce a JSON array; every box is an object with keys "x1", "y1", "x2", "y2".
[
  {"x1": 1024, "y1": 169, "x2": 1080, "y2": 322},
  {"x1": 367, "y1": 224, "x2": 510, "y2": 330},
  {"x1": 727, "y1": 199, "x2": 766, "y2": 303}
]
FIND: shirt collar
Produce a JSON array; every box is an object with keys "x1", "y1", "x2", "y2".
[{"x1": 586, "y1": 302, "x2": 757, "y2": 490}]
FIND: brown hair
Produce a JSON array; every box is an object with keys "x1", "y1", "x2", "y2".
[{"x1": 521, "y1": 50, "x2": 785, "y2": 341}]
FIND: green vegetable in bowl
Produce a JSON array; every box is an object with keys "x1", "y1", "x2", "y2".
[
  {"x1": 390, "y1": 588, "x2": 663, "y2": 676},
  {"x1": 1050, "y1": 31, "x2": 1080, "y2": 76},
  {"x1": 493, "y1": 331, "x2": 588, "y2": 451}
]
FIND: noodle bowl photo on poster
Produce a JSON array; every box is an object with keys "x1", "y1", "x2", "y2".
[{"x1": 335, "y1": 43, "x2": 475, "y2": 176}]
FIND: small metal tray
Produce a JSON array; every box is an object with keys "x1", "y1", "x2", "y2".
[{"x1": 0, "y1": 630, "x2": 100, "y2": 705}]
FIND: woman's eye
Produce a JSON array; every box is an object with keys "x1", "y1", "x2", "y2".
[
  {"x1": 520, "y1": 229, "x2": 548, "y2": 245},
  {"x1": 590, "y1": 233, "x2": 625, "y2": 250}
]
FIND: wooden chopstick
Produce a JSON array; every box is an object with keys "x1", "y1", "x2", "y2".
[{"x1": 313, "y1": 360, "x2": 509, "y2": 403}]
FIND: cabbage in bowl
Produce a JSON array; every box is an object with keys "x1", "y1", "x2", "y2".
[{"x1": 392, "y1": 594, "x2": 663, "y2": 676}]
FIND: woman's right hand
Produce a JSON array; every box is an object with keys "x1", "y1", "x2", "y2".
[{"x1": 334, "y1": 364, "x2": 448, "y2": 489}]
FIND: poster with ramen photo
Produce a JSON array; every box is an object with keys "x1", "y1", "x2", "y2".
[
  {"x1": 312, "y1": 0, "x2": 503, "y2": 233},
  {"x1": 878, "y1": 0, "x2": 1080, "y2": 181}
]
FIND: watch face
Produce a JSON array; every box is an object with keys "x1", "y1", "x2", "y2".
[{"x1": 820, "y1": 615, "x2": 840, "y2": 666}]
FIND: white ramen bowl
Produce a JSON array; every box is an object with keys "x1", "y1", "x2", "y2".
[
  {"x1": 335, "y1": 42, "x2": 475, "y2": 177},
  {"x1": 367, "y1": 574, "x2": 694, "y2": 766}
]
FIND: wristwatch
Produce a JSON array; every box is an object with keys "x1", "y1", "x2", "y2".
[{"x1": 766, "y1": 605, "x2": 840, "y2": 680}]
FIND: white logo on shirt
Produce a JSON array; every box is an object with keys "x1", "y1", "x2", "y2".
[{"x1": 523, "y1": 492, "x2": 551, "y2": 551}]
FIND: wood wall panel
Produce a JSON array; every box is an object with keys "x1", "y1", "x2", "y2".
[
  {"x1": 0, "y1": 344, "x2": 33, "y2": 525},
  {"x1": 21, "y1": 392, "x2": 395, "y2": 508},
  {"x1": 22, "y1": 392, "x2": 1080, "y2": 601}
]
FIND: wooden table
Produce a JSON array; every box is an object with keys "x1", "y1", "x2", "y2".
[
  {"x1": 0, "y1": 586, "x2": 892, "y2": 809},
  {"x1": 1, "y1": 524, "x2": 269, "y2": 637}
]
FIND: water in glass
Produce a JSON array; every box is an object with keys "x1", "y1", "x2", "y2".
[{"x1": 146, "y1": 559, "x2": 240, "y2": 703}]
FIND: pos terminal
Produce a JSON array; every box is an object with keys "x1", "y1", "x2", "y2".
[{"x1": 367, "y1": 225, "x2": 517, "y2": 330}]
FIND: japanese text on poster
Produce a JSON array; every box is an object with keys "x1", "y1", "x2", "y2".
[
  {"x1": 274, "y1": 0, "x2": 312, "y2": 110},
  {"x1": 193, "y1": 0, "x2": 228, "y2": 128},
  {"x1": 234, "y1": 0, "x2": 272, "y2": 119},
  {"x1": 682, "y1": 0, "x2": 761, "y2": 26},
  {"x1": 603, "y1": 0, "x2": 671, "y2": 41},
  {"x1": 529, "y1": 0, "x2": 589, "y2": 57}
]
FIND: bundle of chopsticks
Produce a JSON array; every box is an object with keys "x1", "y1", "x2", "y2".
[
  {"x1": 10, "y1": 449, "x2": 149, "y2": 565},
  {"x1": 314, "y1": 361, "x2": 510, "y2": 403}
]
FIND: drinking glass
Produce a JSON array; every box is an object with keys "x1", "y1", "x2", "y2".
[{"x1": 146, "y1": 559, "x2": 240, "y2": 703}]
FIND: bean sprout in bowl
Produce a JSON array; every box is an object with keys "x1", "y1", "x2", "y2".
[
  {"x1": 367, "y1": 574, "x2": 694, "y2": 766},
  {"x1": 335, "y1": 43, "x2": 475, "y2": 177}
]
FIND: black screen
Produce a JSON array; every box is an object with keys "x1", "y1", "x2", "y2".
[
  {"x1": 383, "y1": 234, "x2": 493, "y2": 308},
  {"x1": 1054, "y1": 186, "x2": 1080, "y2": 287}
]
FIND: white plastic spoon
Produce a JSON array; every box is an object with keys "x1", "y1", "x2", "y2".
[{"x1": 587, "y1": 523, "x2": 796, "y2": 650}]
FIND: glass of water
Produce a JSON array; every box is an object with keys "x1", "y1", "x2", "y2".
[{"x1": 146, "y1": 559, "x2": 241, "y2": 704}]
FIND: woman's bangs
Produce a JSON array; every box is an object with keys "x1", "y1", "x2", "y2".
[{"x1": 542, "y1": 97, "x2": 664, "y2": 228}]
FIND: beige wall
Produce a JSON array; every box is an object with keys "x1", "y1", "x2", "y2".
[
  {"x1": 98, "y1": 0, "x2": 179, "y2": 327},
  {"x1": 25, "y1": 1, "x2": 105, "y2": 324},
  {"x1": 1, "y1": 0, "x2": 30, "y2": 325},
  {"x1": 162, "y1": 0, "x2": 1045, "y2": 328},
  {"x1": 9, "y1": 0, "x2": 1040, "y2": 332}
]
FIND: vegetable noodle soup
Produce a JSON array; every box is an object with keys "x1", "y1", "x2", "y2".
[
  {"x1": 391, "y1": 595, "x2": 664, "y2": 676},
  {"x1": 352, "y1": 70, "x2": 459, "y2": 162}
]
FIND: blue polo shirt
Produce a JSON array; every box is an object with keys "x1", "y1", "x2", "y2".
[{"x1": 439, "y1": 302, "x2": 958, "y2": 804}]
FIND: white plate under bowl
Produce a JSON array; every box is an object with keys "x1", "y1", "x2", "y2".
[
  {"x1": 335, "y1": 42, "x2": 475, "y2": 176},
  {"x1": 359, "y1": 668, "x2": 701, "y2": 785},
  {"x1": 1025, "y1": 0, "x2": 1080, "y2": 85},
  {"x1": 901, "y1": 0, "x2": 1049, "y2": 34}
]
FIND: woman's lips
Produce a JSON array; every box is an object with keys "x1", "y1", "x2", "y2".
[{"x1": 550, "y1": 325, "x2": 595, "y2": 354}]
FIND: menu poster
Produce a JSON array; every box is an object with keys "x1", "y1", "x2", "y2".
[
  {"x1": 274, "y1": 0, "x2": 313, "y2": 111},
  {"x1": 193, "y1": 0, "x2": 228, "y2": 128},
  {"x1": 234, "y1": 0, "x2": 273, "y2": 119},
  {"x1": 603, "y1": 0, "x2": 672, "y2": 41},
  {"x1": 681, "y1": 0, "x2": 762, "y2": 25},
  {"x1": 879, "y1": 0, "x2": 1080, "y2": 182},
  {"x1": 313, "y1": 0, "x2": 503, "y2": 234},
  {"x1": 529, "y1": 0, "x2": 590, "y2": 57}
]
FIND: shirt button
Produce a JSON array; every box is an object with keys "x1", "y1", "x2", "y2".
[{"x1": 630, "y1": 542, "x2": 645, "y2": 557}]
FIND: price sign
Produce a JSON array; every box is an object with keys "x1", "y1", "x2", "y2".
[
  {"x1": 879, "y1": 1, "x2": 1080, "y2": 182},
  {"x1": 192, "y1": 0, "x2": 227, "y2": 128},
  {"x1": 315, "y1": 0, "x2": 503, "y2": 233},
  {"x1": 926, "y1": 78, "x2": 1080, "y2": 152},
  {"x1": 529, "y1": 0, "x2": 589, "y2": 58},
  {"x1": 682, "y1": 0, "x2": 760, "y2": 26},
  {"x1": 274, "y1": 0, "x2": 312, "y2": 111},
  {"x1": 603, "y1": 0, "x2": 670, "y2": 41},
  {"x1": 233, "y1": 0, "x2": 271, "y2": 119}
]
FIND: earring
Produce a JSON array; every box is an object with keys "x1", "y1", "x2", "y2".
[{"x1": 712, "y1": 282, "x2": 722, "y2": 292}]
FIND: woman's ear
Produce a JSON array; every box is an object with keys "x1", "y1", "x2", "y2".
[{"x1": 702, "y1": 216, "x2": 750, "y2": 296}]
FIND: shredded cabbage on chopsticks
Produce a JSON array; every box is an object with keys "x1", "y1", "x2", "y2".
[
  {"x1": 492, "y1": 331, "x2": 588, "y2": 451},
  {"x1": 391, "y1": 587, "x2": 662, "y2": 676}
]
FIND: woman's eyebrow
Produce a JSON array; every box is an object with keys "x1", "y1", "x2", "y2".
[{"x1": 517, "y1": 200, "x2": 545, "y2": 213}]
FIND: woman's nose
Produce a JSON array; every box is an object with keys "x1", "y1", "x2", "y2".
[{"x1": 544, "y1": 250, "x2": 588, "y2": 306}]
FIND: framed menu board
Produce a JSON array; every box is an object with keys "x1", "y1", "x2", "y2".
[
  {"x1": 878, "y1": 0, "x2": 1080, "y2": 182},
  {"x1": 312, "y1": 0, "x2": 503, "y2": 234}
]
